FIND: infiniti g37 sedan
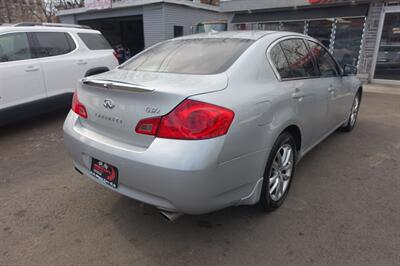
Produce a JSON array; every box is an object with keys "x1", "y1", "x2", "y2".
[{"x1": 63, "y1": 31, "x2": 362, "y2": 220}]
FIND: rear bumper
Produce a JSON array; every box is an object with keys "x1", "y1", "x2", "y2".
[{"x1": 63, "y1": 111, "x2": 266, "y2": 214}]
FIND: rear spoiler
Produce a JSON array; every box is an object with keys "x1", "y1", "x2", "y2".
[{"x1": 82, "y1": 79, "x2": 154, "y2": 93}]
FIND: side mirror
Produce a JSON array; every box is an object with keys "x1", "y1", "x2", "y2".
[{"x1": 343, "y1": 64, "x2": 357, "y2": 76}]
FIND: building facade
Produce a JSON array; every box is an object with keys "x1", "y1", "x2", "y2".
[
  {"x1": 221, "y1": 0, "x2": 400, "y2": 84},
  {"x1": 59, "y1": 0, "x2": 226, "y2": 55},
  {"x1": 59, "y1": 0, "x2": 400, "y2": 84},
  {"x1": 0, "y1": 0, "x2": 45, "y2": 24}
]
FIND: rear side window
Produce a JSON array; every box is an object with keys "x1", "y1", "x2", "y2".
[
  {"x1": 279, "y1": 39, "x2": 318, "y2": 78},
  {"x1": 120, "y1": 38, "x2": 254, "y2": 75},
  {"x1": 269, "y1": 44, "x2": 291, "y2": 79},
  {"x1": 78, "y1": 33, "x2": 112, "y2": 50},
  {"x1": 0, "y1": 32, "x2": 31, "y2": 62},
  {"x1": 33, "y1": 32, "x2": 76, "y2": 57},
  {"x1": 307, "y1": 40, "x2": 339, "y2": 77}
]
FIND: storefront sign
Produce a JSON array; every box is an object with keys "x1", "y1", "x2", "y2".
[
  {"x1": 308, "y1": 0, "x2": 360, "y2": 4},
  {"x1": 85, "y1": 0, "x2": 112, "y2": 9}
]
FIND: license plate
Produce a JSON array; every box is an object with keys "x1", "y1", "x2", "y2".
[{"x1": 90, "y1": 158, "x2": 119, "y2": 188}]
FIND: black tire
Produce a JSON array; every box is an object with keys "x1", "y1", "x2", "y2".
[
  {"x1": 259, "y1": 132, "x2": 297, "y2": 212},
  {"x1": 339, "y1": 92, "x2": 361, "y2": 132}
]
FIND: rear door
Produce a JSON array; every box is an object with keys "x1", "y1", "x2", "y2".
[
  {"x1": 32, "y1": 31, "x2": 80, "y2": 100},
  {"x1": 306, "y1": 40, "x2": 350, "y2": 130},
  {"x1": 0, "y1": 32, "x2": 46, "y2": 110},
  {"x1": 272, "y1": 38, "x2": 330, "y2": 149}
]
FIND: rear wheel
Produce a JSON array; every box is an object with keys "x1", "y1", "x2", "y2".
[
  {"x1": 339, "y1": 92, "x2": 361, "y2": 132},
  {"x1": 259, "y1": 132, "x2": 296, "y2": 212}
]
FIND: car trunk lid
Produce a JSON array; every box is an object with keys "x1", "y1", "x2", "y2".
[{"x1": 76, "y1": 69, "x2": 228, "y2": 148}]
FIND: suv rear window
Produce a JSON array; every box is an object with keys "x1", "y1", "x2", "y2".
[
  {"x1": 120, "y1": 38, "x2": 254, "y2": 75},
  {"x1": 78, "y1": 33, "x2": 112, "y2": 50}
]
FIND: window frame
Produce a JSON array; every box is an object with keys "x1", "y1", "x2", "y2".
[
  {"x1": 267, "y1": 36, "x2": 342, "y2": 81},
  {"x1": 30, "y1": 31, "x2": 78, "y2": 59},
  {"x1": 0, "y1": 31, "x2": 35, "y2": 64}
]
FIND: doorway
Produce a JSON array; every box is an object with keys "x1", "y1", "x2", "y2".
[
  {"x1": 79, "y1": 16, "x2": 145, "y2": 60},
  {"x1": 372, "y1": 6, "x2": 400, "y2": 84}
]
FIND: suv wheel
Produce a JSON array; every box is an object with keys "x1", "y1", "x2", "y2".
[{"x1": 259, "y1": 132, "x2": 296, "y2": 212}]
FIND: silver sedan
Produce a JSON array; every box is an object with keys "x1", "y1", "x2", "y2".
[{"x1": 63, "y1": 31, "x2": 362, "y2": 220}]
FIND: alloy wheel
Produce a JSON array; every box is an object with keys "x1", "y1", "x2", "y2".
[
  {"x1": 269, "y1": 144, "x2": 294, "y2": 202},
  {"x1": 350, "y1": 96, "x2": 360, "y2": 127}
]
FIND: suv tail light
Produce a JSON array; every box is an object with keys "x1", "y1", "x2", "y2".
[
  {"x1": 135, "y1": 99, "x2": 234, "y2": 140},
  {"x1": 72, "y1": 91, "x2": 88, "y2": 119},
  {"x1": 113, "y1": 51, "x2": 119, "y2": 61}
]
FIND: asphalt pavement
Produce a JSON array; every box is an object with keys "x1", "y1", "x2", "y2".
[{"x1": 0, "y1": 92, "x2": 399, "y2": 266}]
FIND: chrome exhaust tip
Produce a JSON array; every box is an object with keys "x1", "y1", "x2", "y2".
[{"x1": 159, "y1": 210, "x2": 183, "y2": 222}]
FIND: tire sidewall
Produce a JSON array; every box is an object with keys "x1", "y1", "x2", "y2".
[
  {"x1": 340, "y1": 93, "x2": 361, "y2": 132},
  {"x1": 259, "y1": 132, "x2": 297, "y2": 211}
]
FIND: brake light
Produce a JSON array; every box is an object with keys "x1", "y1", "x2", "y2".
[
  {"x1": 113, "y1": 51, "x2": 119, "y2": 61},
  {"x1": 135, "y1": 117, "x2": 161, "y2": 136},
  {"x1": 135, "y1": 99, "x2": 234, "y2": 140},
  {"x1": 72, "y1": 91, "x2": 88, "y2": 119}
]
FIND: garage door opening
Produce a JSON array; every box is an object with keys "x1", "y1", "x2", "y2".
[{"x1": 79, "y1": 16, "x2": 144, "y2": 63}]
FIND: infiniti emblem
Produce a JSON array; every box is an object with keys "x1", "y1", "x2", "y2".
[{"x1": 103, "y1": 99, "x2": 115, "y2": 109}]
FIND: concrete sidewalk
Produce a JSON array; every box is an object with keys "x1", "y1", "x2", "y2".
[{"x1": 363, "y1": 83, "x2": 400, "y2": 95}]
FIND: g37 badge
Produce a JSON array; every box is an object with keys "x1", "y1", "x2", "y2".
[{"x1": 145, "y1": 107, "x2": 160, "y2": 114}]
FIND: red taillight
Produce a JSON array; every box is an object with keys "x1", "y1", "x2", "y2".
[
  {"x1": 113, "y1": 51, "x2": 118, "y2": 60},
  {"x1": 135, "y1": 99, "x2": 234, "y2": 140},
  {"x1": 135, "y1": 117, "x2": 161, "y2": 136},
  {"x1": 72, "y1": 91, "x2": 88, "y2": 119}
]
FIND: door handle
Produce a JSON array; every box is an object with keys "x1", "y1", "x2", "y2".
[
  {"x1": 25, "y1": 66, "x2": 40, "y2": 72},
  {"x1": 77, "y1": 60, "x2": 88, "y2": 65},
  {"x1": 292, "y1": 88, "x2": 304, "y2": 101}
]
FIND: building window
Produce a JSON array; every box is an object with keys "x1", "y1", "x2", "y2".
[
  {"x1": 333, "y1": 17, "x2": 365, "y2": 67},
  {"x1": 374, "y1": 12, "x2": 400, "y2": 80},
  {"x1": 281, "y1": 21, "x2": 306, "y2": 34},
  {"x1": 233, "y1": 16, "x2": 366, "y2": 71},
  {"x1": 307, "y1": 19, "x2": 335, "y2": 49},
  {"x1": 174, "y1": 26, "x2": 184, "y2": 37}
]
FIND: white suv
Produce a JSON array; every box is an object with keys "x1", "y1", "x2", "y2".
[{"x1": 0, "y1": 23, "x2": 119, "y2": 125}]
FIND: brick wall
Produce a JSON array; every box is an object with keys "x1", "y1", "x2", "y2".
[{"x1": 0, "y1": 0, "x2": 45, "y2": 24}]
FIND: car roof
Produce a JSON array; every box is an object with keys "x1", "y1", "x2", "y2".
[
  {"x1": 0, "y1": 25, "x2": 100, "y2": 34},
  {"x1": 176, "y1": 30, "x2": 307, "y2": 41},
  {"x1": 178, "y1": 31, "x2": 275, "y2": 40}
]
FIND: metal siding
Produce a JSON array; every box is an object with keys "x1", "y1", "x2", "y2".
[
  {"x1": 221, "y1": 0, "x2": 375, "y2": 12},
  {"x1": 143, "y1": 4, "x2": 165, "y2": 48},
  {"x1": 163, "y1": 3, "x2": 226, "y2": 40},
  {"x1": 74, "y1": 6, "x2": 143, "y2": 21},
  {"x1": 231, "y1": 4, "x2": 370, "y2": 24},
  {"x1": 59, "y1": 15, "x2": 77, "y2": 24}
]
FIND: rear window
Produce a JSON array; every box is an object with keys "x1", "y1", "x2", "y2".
[
  {"x1": 78, "y1": 33, "x2": 112, "y2": 50},
  {"x1": 279, "y1": 39, "x2": 318, "y2": 78},
  {"x1": 120, "y1": 38, "x2": 254, "y2": 75}
]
